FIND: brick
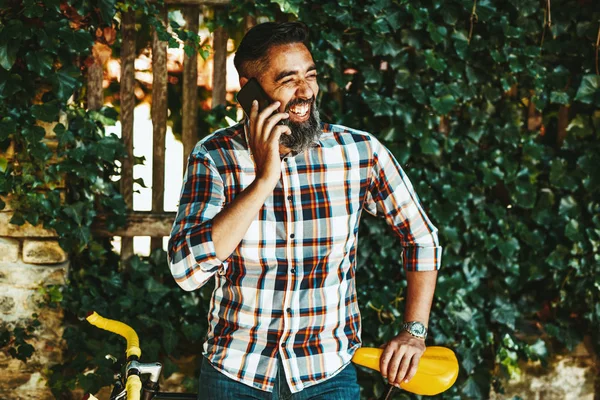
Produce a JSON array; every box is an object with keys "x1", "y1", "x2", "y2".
[
  {"x1": 0, "y1": 213, "x2": 56, "y2": 238},
  {"x1": 22, "y1": 240, "x2": 67, "y2": 264},
  {"x1": 0, "y1": 238, "x2": 20, "y2": 262},
  {"x1": 0, "y1": 287, "x2": 28, "y2": 321},
  {"x1": 0, "y1": 261, "x2": 68, "y2": 289}
]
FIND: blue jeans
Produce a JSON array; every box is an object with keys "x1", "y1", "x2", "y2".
[{"x1": 198, "y1": 355, "x2": 360, "y2": 400}]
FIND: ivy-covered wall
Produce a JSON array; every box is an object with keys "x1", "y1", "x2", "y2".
[{"x1": 1, "y1": 0, "x2": 599, "y2": 399}]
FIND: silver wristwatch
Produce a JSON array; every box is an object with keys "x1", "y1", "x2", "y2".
[{"x1": 402, "y1": 321, "x2": 428, "y2": 339}]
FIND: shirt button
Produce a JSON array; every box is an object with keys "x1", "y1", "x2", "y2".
[
  {"x1": 286, "y1": 308, "x2": 292, "y2": 313},
  {"x1": 291, "y1": 268, "x2": 296, "y2": 273},
  {"x1": 290, "y1": 233, "x2": 295, "y2": 239},
  {"x1": 287, "y1": 195, "x2": 292, "y2": 200},
  {"x1": 281, "y1": 343, "x2": 286, "y2": 348}
]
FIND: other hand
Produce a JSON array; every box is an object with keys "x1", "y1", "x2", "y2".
[
  {"x1": 248, "y1": 99, "x2": 291, "y2": 186},
  {"x1": 379, "y1": 331, "x2": 426, "y2": 387}
]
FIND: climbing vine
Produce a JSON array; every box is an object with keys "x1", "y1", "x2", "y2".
[{"x1": 1, "y1": 0, "x2": 599, "y2": 399}]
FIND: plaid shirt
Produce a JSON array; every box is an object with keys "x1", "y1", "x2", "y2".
[{"x1": 168, "y1": 121, "x2": 442, "y2": 394}]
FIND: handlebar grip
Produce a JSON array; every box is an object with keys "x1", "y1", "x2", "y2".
[
  {"x1": 125, "y1": 375, "x2": 142, "y2": 400},
  {"x1": 351, "y1": 346, "x2": 459, "y2": 396},
  {"x1": 86, "y1": 312, "x2": 142, "y2": 358}
]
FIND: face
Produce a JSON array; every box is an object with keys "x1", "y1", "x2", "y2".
[{"x1": 241, "y1": 42, "x2": 321, "y2": 152}]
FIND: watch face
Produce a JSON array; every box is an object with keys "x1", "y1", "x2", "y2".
[{"x1": 411, "y1": 322, "x2": 426, "y2": 336}]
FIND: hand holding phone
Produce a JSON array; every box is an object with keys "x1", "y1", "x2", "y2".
[
  {"x1": 237, "y1": 78, "x2": 274, "y2": 118},
  {"x1": 237, "y1": 79, "x2": 291, "y2": 186}
]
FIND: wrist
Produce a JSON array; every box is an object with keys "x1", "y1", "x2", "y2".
[{"x1": 251, "y1": 175, "x2": 279, "y2": 193}]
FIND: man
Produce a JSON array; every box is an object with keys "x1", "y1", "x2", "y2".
[{"x1": 168, "y1": 22, "x2": 441, "y2": 399}]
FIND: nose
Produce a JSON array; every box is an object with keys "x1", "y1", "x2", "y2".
[{"x1": 295, "y1": 79, "x2": 314, "y2": 100}]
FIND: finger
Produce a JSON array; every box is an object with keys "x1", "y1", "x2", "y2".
[
  {"x1": 403, "y1": 353, "x2": 422, "y2": 383},
  {"x1": 393, "y1": 351, "x2": 414, "y2": 385},
  {"x1": 249, "y1": 100, "x2": 259, "y2": 138},
  {"x1": 379, "y1": 345, "x2": 393, "y2": 379},
  {"x1": 386, "y1": 349, "x2": 405, "y2": 384},
  {"x1": 256, "y1": 101, "x2": 281, "y2": 137},
  {"x1": 263, "y1": 112, "x2": 290, "y2": 138},
  {"x1": 268, "y1": 125, "x2": 291, "y2": 142}
]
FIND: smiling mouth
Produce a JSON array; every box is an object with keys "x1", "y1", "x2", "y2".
[{"x1": 289, "y1": 102, "x2": 311, "y2": 118}]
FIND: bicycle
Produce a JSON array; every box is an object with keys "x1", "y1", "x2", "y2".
[{"x1": 84, "y1": 311, "x2": 458, "y2": 400}]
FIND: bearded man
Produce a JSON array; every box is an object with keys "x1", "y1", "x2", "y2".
[{"x1": 168, "y1": 21, "x2": 442, "y2": 400}]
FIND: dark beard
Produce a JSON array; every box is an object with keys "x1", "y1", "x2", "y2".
[{"x1": 279, "y1": 98, "x2": 322, "y2": 153}]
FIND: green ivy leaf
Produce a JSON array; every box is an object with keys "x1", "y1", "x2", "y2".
[
  {"x1": 52, "y1": 66, "x2": 81, "y2": 102},
  {"x1": 497, "y1": 238, "x2": 520, "y2": 259},
  {"x1": 419, "y1": 136, "x2": 441, "y2": 156},
  {"x1": 57, "y1": 26, "x2": 94, "y2": 53},
  {"x1": 0, "y1": 157, "x2": 7, "y2": 173},
  {"x1": 31, "y1": 101, "x2": 60, "y2": 122},
  {"x1": 430, "y1": 94, "x2": 456, "y2": 114},
  {"x1": 462, "y1": 376, "x2": 483, "y2": 399},
  {"x1": 424, "y1": 49, "x2": 447, "y2": 72},
  {"x1": 369, "y1": 38, "x2": 401, "y2": 57},
  {"x1": 25, "y1": 51, "x2": 54, "y2": 77},
  {"x1": 0, "y1": 37, "x2": 20, "y2": 70},
  {"x1": 550, "y1": 91, "x2": 570, "y2": 105},
  {"x1": 524, "y1": 339, "x2": 548, "y2": 362},
  {"x1": 98, "y1": 0, "x2": 117, "y2": 24},
  {"x1": 162, "y1": 357, "x2": 178, "y2": 380},
  {"x1": 565, "y1": 219, "x2": 584, "y2": 243},
  {"x1": 9, "y1": 212, "x2": 25, "y2": 226},
  {"x1": 574, "y1": 75, "x2": 600, "y2": 105},
  {"x1": 162, "y1": 324, "x2": 178, "y2": 354},
  {"x1": 491, "y1": 301, "x2": 517, "y2": 329},
  {"x1": 271, "y1": 0, "x2": 300, "y2": 16}
]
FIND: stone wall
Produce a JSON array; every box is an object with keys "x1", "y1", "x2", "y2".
[
  {"x1": 0, "y1": 206, "x2": 68, "y2": 400},
  {"x1": 490, "y1": 341, "x2": 597, "y2": 400}
]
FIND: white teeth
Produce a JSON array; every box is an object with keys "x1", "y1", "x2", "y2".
[{"x1": 290, "y1": 104, "x2": 309, "y2": 117}]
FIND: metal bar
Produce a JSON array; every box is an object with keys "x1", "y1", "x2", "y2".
[
  {"x1": 119, "y1": 8, "x2": 136, "y2": 261},
  {"x1": 151, "y1": 6, "x2": 168, "y2": 251}
]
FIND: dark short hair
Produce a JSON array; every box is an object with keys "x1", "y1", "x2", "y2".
[{"x1": 234, "y1": 22, "x2": 310, "y2": 79}]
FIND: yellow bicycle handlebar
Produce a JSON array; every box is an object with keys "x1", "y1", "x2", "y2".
[
  {"x1": 351, "y1": 346, "x2": 459, "y2": 396},
  {"x1": 125, "y1": 375, "x2": 142, "y2": 400},
  {"x1": 86, "y1": 311, "x2": 458, "y2": 396},
  {"x1": 86, "y1": 312, "x2": 142, "y2": 358}
]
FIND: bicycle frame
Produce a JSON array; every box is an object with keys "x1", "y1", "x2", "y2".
[{"x1": 85, "y1": 311, "x2": 458, "y2": 400}]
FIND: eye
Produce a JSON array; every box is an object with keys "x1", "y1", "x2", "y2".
[{"x1": 307, "y1": 73, "x2": 317, "y2": 79}]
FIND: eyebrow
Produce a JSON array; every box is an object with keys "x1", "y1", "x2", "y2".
[{"x1": 275, "y1": 64, "x2": 317, "y2": 83}]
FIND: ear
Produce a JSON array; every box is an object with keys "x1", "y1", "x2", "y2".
[{"x1": 239, "y1": 77, "x2": 248, "y2": 88}]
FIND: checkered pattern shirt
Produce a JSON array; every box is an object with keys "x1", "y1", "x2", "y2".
[{"x1": 168, "y1": 121, "x2": 442, "y2": 394}]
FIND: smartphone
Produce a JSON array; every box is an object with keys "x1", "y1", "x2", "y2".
[{"x1": 237, "y1": 78, "x2": 276, "y2": 118}]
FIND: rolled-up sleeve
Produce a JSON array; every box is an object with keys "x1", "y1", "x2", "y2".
[
  {"x1": 364, "y1": 136, "x2": 442, "y2": 271},
  {"x1": 168, "y1": 149, "x2": 228, "y2": 291}
]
